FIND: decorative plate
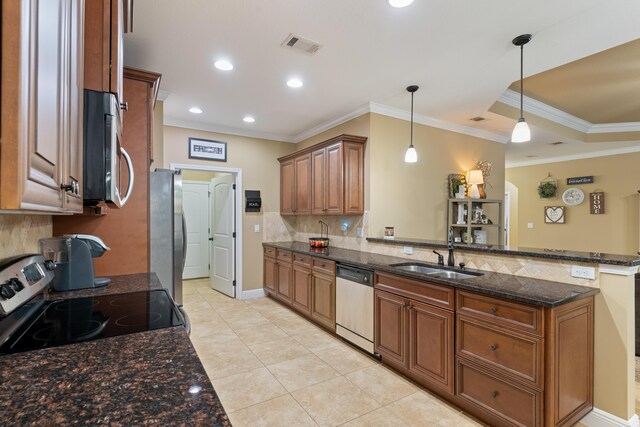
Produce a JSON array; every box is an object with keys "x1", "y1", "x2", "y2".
[{"x1": 562, "y1": 188, "x2": 585, "y2": 206}]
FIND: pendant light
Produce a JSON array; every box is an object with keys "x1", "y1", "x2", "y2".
[
  {"x1": 511, "y1": 34, "x2": 532, "y2": 143},
  {"x1": 404, "y1": 85, "x2": 419, "y2": 163}
]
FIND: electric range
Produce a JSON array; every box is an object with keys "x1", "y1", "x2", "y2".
[{"x1": 0, "y1": 254, "x2": 184, "y2": 355}]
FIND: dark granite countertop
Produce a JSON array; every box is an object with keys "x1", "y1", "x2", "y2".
[
  {"x1": 264, "y1": 242, "x2": 599, "y2": 308},
  {"x1": 366, "y1": 237, "x2": 640, "y2": 267},
  {"x1": 0, "y1": 273, "x2": 230, "y2": 426}
]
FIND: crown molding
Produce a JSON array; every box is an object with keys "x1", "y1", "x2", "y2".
[
  {"x1": 505, "y1": 144, "x2": 640, "y2": 168},
  {"x1": 499, "y1": 89, "x2": 640, "y2": 135},
  {"x1": 291, "y1": 103, "x2": 370, "y2": 143},
  {"x1": 163, "y1": 116, "x2": 296, "y2": 143}
]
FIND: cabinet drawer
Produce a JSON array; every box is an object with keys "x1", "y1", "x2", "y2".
[
  {"x1": 375, "y1": 272, "x2": 454, "y2": 311},
  {"x1": 264, "y1": 246, "x2": 277, "y2": 258},
  {"x1": 277, "y1": 249, "x2": 292, "y2": 262},
  {"x1": 293, "y1": 253, "x2": 312, "y2": 266},
  {"x1": 457, "y1": 358, "x2": 542, "y2": 427},
  {"x1": 457, "y1": 291, "x2": 543, "y2": 336},
  {"x1": 457, "y1": 315, "x2": 543, "y2": 388},
  {"x1": 312, "y1": 258, "x2": 335, "y2": 275}
]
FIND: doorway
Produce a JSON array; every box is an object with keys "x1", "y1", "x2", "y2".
[{"x1": 171, "y1": 163, "x2": 243, "y2": 299}]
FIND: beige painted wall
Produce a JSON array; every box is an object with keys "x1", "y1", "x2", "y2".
[
  {"x1": 162, "y1": 125, "x2": 294, "y2": 292},
  {"x1": 505, "y1": 181, "x2": 519, "y2": 247},
  {"x1": 181, "y1": 170, "x2": 226, "y2": 182},
  {"x1": 506, "y1": 152, "x2": 640, "y2": 255},
  {"x1": 0, "y1": 215, "x2": 52, "y2": 259},
  {"x1": 369, "y1": 113, "x2": 506, "y2": 240}
]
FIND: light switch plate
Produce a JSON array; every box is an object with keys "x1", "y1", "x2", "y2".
[
  {"x1": 356, "y1": 227, "x2": 364, "y2": 238},
  {"x1": 254, "y1": 224, "x2": 260, "y2": 233},
  {"x1": 403, "y1": 246, "x2": 413, "y2": 255},
  {"x1": 571, "y1": 266, "x2": 595, "y2": 280},
  {"x1": 527, "y1": 223, "x2": 534, "y2": 229}
]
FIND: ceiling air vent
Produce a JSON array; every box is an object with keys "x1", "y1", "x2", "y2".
[
  {"x1": 281, "y1": 33, "x2": 322, "y2": 55},
  {"x1": 469, "y1": 116, "x2": 486, "y2": 122},
  {"x1": 550, "y1": 141, "x2": 565, "y2": 146}
]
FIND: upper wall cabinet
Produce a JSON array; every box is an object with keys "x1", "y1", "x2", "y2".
[
  {"x1": 85, "y1": 0, "x2": 131, "y2": 105},
  {"x1": 279, "y1": 134, "x2": 366, "y2": 216},
  {"x1": 1, "y1": 0, "x2": 85, "y2": 213}
]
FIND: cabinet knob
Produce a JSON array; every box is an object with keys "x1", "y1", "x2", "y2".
[
  {"x1": 490, "y1": 391, "x2": 498, "y2": 398},
  {"x1": 490, "y1": 306, "x2": 497, "y2": 313},
  {"x1": 60, "y1": 183, "x2": 74, "y2": 192},
  {"x1": 490, "y1": 344, "x2": 497, "y2": 351},
  {"x1": 120, "y1": 102, "x2": 129, "y2": 111}
]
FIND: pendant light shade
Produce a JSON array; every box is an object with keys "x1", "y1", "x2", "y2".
[
  {"x1": 511, "y1": 34, "x2": 532, "y2": 143},
  {"x1": 404, "y1": 85, "x2": 419, "y2": 163}
]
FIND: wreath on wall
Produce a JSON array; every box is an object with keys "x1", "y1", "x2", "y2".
[{"x1": 537, "y1": 180, "x2": 558, "y2": 199}]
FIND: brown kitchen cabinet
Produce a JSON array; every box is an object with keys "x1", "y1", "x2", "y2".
[
  {"x1": 310, "y1": 271, "x2": 336, "y2": 329},
  {"x1": 292, "y1": 253, "x2": 312, "y2": 314},
  {"x1": 85, "y1": 0, "x2": 130, "y2": 104},
  {"x1": 279, "y1": 134, "x2": 366, "y2": 216},
  {"x1": 1, "y1": 0, "x2": 84, "y2": 213},
  {"x1": 374, "y1": 290, "x2": 408, "y2": 367},
  {"x1": 53, "y1": 68, "x2": 161, "y2": 277},
  {"x1": 276, "y1": 261, "x2": 293, "y2": 304},
  {"x1": 263, "y1": 248, "x2": 277, "y2": 294}
]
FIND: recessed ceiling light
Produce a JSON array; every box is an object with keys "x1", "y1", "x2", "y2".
[
  {"x1": 243, "y1": 116, "x2": 255, "y2": 123},
  {"x1": 188, "y1": 107, "x2": 203, "y2": 114},
  {"x1": 387, "y1": 0, "x2": 414, "y2": 7},
  {"x1": 214, "y1": 60, "x2": 233, "y2": 71},
  {"x1": 286, "y1": 78, "x2": 303, "y2": 88}
]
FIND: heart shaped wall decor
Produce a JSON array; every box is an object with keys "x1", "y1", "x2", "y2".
[{"x1": 544, "y1": 206, "x2": 565, "y2": 224}]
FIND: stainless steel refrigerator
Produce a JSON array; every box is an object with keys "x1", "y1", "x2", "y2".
[{"x1": 150, "y1": 169, "x2": 186, "y2": 305}]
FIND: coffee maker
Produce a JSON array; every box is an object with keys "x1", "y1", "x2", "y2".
[{"x1": 39, "y1": 234, "x2": 111, "y2": 291}]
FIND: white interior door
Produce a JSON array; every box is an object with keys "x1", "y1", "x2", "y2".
[
  {"x1": 210, "y1": 174, "x2": 236, "y2": 297},
  {"x1": 182, "y1": 181, "x2": 210, "y2": 279}
]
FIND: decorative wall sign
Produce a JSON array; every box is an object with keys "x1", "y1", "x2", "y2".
[
  {"x1": 189, "y1": 137, "x2": 227, "y2": 162},
  {"x1": 567, "y1": 176, "x2": 594, "y2": 185},
  {"x1": 590, "y1": 192, "x2": 605, "y2": 214},
  {"x1": 544, "y1": 206, "x2": 565, "y2": 224}
]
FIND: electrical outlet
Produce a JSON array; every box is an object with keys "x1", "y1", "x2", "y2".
[
  {"x1": 356, "y1": 227, "x2": 364, "y2": 238},
  {"x1": 527, "y1": 223, "x2": 534, "y2": 229},
  {"x1": 403, "y1": 246, "x2": 413, "y2": 255},
  {"x1": 571, "y1": 266, "x2": 595, "y2": 280},
  {"x1": 254, "y1": 224, "x2": 260, "y2": 233}
]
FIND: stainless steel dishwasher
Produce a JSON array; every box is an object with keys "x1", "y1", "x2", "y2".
[{"x1": 335, "y1": 263, "x2": 376, "y2": 355}]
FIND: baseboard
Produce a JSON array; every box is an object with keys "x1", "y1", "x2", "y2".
[
  {"x1": 241, "y1": 288, "x2": 267, "y2": 299},
  {"x1": 580, "y1": 408, "x2": 639, "y2": 427}
]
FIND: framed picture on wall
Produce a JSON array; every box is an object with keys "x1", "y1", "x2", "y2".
[
  {"x1": 544, "y1": 206, "x2": 565, "y2": 224},
  {"x1": 188, "y1": 137, "x2": 227, "y2": 162}
]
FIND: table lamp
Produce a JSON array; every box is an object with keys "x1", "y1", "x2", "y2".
[{"x1": 468, "y1": 170, "x2": 484, "y2": 199}]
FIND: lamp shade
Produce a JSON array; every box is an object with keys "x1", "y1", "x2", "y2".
[
  {"x1": 511, "y1": 118, "x2": 531, "y2": 143},
  {"x1": 468, "y1": 170, "x2": 484, "y2": 185},
  {"x1": 404, "y1": 146, "x2": 417, "y2": 163}
]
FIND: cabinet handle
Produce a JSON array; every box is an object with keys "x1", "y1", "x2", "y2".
[
  {"x1": 490, "y1": 306, "x2": 497, "y2": 313},
  {"x1": 490, "y1": 391, "x2": 498, "y2": 398},
  {"x1": 120, "y1": 102, "x2": 129, "y2": 111},
  {"x1": 60, "y1": 183, "x2": 74, "y2": 193},
  {"x1": 490, "y1": 344, "x2": 497, "y2": 351}
]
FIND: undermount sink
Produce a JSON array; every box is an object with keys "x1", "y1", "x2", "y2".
[{"x1": 390, "y1": 263, "x2": 482, "y2": 280}]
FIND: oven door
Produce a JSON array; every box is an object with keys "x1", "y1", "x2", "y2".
[{"x1": 105, "y1": 99, "x2": 134, "y2": 208}]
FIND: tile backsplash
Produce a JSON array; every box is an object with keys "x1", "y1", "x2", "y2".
[{"x1": 0, "y1": 215, "x2": 52, "y2": 259}]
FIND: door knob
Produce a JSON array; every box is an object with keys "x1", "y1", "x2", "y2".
[{"x1": 209, "y1": 237, "x2": 213, "y2": 241}]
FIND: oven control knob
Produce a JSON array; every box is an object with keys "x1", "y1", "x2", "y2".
[
  {"x1": 0, "y1": 283, "x2": 16, "y2": 299},
  {"x1": 8, "y1": 278, "x2": 24, "y2": 292},
  {"x1": 44, "y1": 260, "x2": 56, "y2": 271}
]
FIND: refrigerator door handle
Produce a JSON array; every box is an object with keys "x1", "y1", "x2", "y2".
[
  {"x1": 181, "y1": 211, "x2": 187, "y2": 274},
  {"x1": 178, "y1": 305, "x2": 191, "y2": 336}
]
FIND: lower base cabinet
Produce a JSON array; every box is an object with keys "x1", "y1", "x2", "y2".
[
  {"x1": 310, "y1": 272, "x2": 335, "y2": 329},
  {"x1": 375, "y1": 272, "x2": 594, "y2": 427}
]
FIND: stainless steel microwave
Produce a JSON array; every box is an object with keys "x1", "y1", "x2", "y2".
[{"x1": 83, "y1": 90, "x2": 134, "y2": 208}]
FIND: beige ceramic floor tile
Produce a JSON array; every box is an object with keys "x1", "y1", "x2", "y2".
[
  {"x1": 386, "y1": 392, "x2": 478, "y2": 426},
  {"x1": 190, "y1": 330, "x2": 244, "y2": 356},
  {"x1": 200, "y1": 347, "x2": 264, "y2": 380},
  {"x1": 292, "y1": 376, "x2": 380, "y2": 426},
  {"x1": 234, "y1": 323, "x2": 288, "y2": 345},
  {"x1": 314, "y1": 343, "x2": 377, "y2": 375},
  {"x1": 267, "y1": 354, "x2": 339, "y2": 392},
  {"x1": 249, "y1": 336, "x2": 311, "y2": 365},
  {"x1": 290, "y1": 329, "x2": 343, "y2": 352},
  {"x1": 272, "y1": 316, "x2": 322, "y2": 335},
  {"x1": 182, "y1": 299, "x2": 215, "y2": 313},
  {"x1": 229, "y1": 394, "x2": 318, "y2": 427},
  {"x1": 224, "y1": 312, "x2": 272, "y2": 330},
  {"x1": 189, "y1": 318, "x2": 233, "y2": 338},
  {"x1": 346, "y1": 365, "x2": 418, "y2": 405},
  {"x1": 211, "y1": 367, "x2": 287, "y2": 413},
  {"x1": 341, "y1": 407, "x2": 409, "y2": 427}
]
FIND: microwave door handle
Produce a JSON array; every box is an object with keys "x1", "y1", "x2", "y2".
[{"x1": 118, "y1": 146, "x2": 135, "y2": 206}]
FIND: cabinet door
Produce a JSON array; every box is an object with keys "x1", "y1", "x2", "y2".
[
  {"x1": 263, "y1": 256, "x2": 277, "y2": 294},
  {"x1": 343, "y1": 142, "x2": 364, "y2": 215},
  {"x1": 276, "y1": 262, "x2": 293, "y2": 303},
  {"x1": 311, "y1": 272, "x2": 335, "y2": 330},
  {"x1": 280, "y1": 159, "x2": 295, "y2": 215},
  {"x1": 409, "y1": 300, "x2": 455, "y2": 394},
  {"x1": 375, "y1": 290, "x2": 408, "y2": 368},
  {"x1": 292, "y1": 265, "x2": 312, "y2": 314},
  {"x1": 311, "y1": 148, "x2": 326, "y2": 214},
  {"x1": 324, "y1": 143, "x2": 343, "y2": 214},
  {"x1": 294, "y1": 153, "x2": 311, "y2": 215}
]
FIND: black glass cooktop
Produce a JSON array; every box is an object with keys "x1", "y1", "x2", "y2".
[{"x1": 0, "y1": 290, "x2": 183, "y2": 354}]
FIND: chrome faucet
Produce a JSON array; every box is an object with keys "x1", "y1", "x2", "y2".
[{"x1": 447, "y1": 227, "x2": 455, "y2": 267}]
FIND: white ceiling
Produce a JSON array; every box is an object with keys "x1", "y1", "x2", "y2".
[{"x1": 124, "y1": 0, "x2": 640, "y2": 160}]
